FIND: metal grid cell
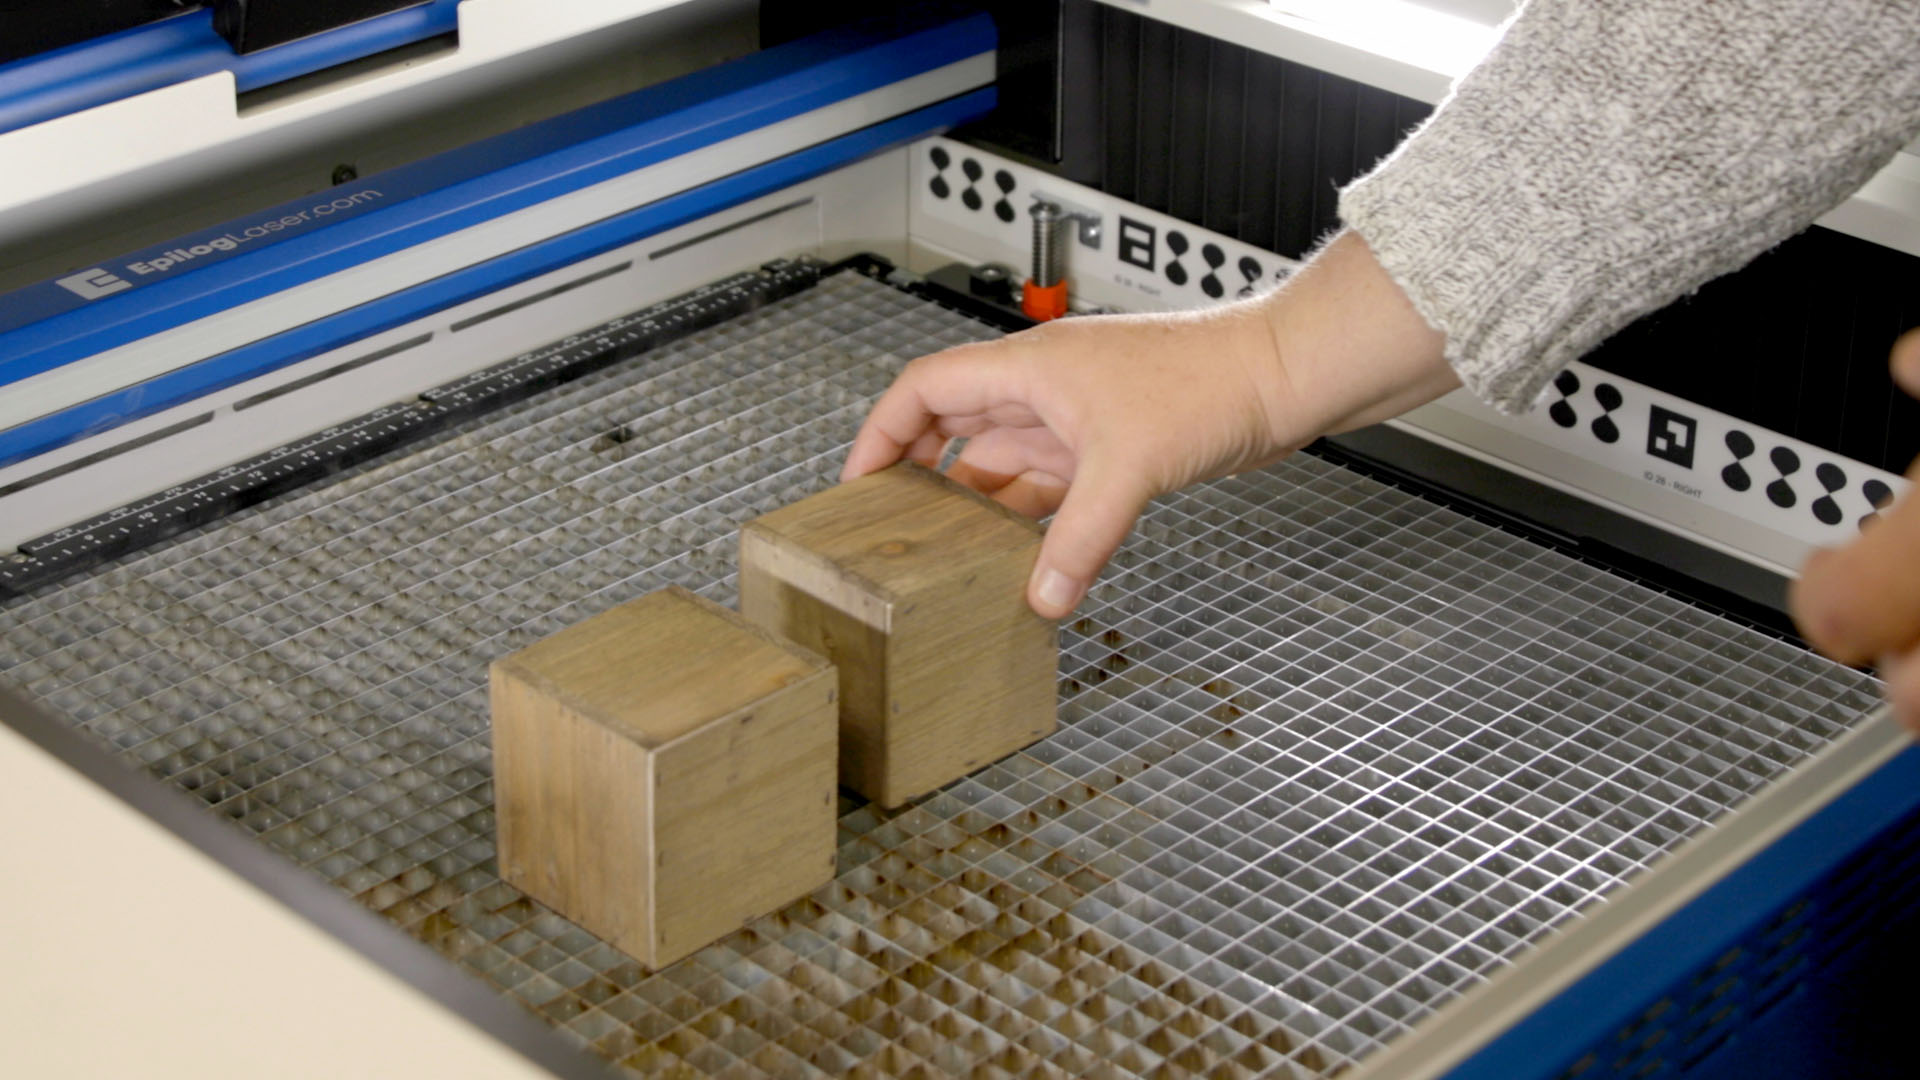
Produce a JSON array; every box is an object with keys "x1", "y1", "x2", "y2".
[{"x1": 0, "y1": 270, "x2": 1884, "y2": 1078}]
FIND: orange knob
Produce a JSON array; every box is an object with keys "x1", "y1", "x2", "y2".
[{"x1": 1021, "y1": 279, "x2": 1068, "y2": 322}]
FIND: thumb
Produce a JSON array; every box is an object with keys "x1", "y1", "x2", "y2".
[
  {"x1": 1027, "y1": 457, "x2": 1151, "y2": 619},
  {"x1": 1893, "y1": 328, "x2": 1920, "y2": 399},
  {"x1": 1793, "y1": 478, "x2": 1920, "y2": 665}
]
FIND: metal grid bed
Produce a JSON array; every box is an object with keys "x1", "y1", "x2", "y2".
[{"x1": 0, "y1": 270, "x2": 1884, "y2": 1079}]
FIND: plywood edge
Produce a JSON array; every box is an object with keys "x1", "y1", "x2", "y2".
[
  {"x1": 487, "y1": 664, "x2": 527, "y2": 892},
  {"x1": 739, "y1": 524, "x2": 896, "y2": 630},
  {"x1": 641, "y1": 737, "x2": 659, "y2": 972}
]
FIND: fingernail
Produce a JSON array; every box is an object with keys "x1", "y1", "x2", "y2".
[{"x1": 1034, "y1": 568, "x2": 1082, "y2": 614}]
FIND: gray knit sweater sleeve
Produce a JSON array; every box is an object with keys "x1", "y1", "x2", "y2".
[{"x1": 1339, "y1": 0, "x2": 1920, "y2": 414}]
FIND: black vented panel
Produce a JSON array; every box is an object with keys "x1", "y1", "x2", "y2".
[
  {"x1": 1027, "y1": 0, "x2": 1920, "y2": 478},
  {"x1": 1587, "y1": 226, "x2": 1920, "y2": 477},
  {"x1": 1056, "y1": 0, "x2": 1431, "y2": 259}
]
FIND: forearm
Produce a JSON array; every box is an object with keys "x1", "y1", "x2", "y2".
[
  {"x1": 1343, "y1": 0, "x2": 1920, "y2": 414},
  {"x1": 1248, "y1": 230, "x2": 1458, "y2": 449}
]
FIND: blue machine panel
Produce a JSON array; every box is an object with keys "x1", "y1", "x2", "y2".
[
  {"x1": 0, "y1": 12, "x2": 996, "y2": 470},
  {"x1": 0, "y1": 1, "x2": 463, "y2": 138},
  {"x1": 1444, "y1": 743, "x2": 1920, "y2": 1080}
]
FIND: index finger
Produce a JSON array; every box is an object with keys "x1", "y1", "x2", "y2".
[{"x1": 840, "y1": 340, "x2": 1042, "y2": 481}]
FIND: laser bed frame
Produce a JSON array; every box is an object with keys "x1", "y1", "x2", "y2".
[{"x1": 3, "y1": 4, "x2": 1919, "y2": 1079}]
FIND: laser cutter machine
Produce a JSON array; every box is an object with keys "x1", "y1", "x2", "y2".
[{"x1": 4, "y1": 3, "x2": 1920, "y2": 1077}]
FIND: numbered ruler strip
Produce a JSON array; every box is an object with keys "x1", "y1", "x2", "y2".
[{"x1": 0, "y1": 259, "x2": 825, "y2": 600}]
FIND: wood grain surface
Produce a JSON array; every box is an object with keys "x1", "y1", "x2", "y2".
[
  {"x1": 740, "y1": 463, "x2": 1058, "y2": 808},
  {"x1": 493, "y1": 586, "x2": 838, "y2": 969}
]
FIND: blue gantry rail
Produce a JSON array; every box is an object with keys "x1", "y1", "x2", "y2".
[
  {"x1": 0, "y1": 1, "x2": 465, "y2": 138},
  {"x1": 0, "y1": 11, "x2": 996, "y2": 470}
]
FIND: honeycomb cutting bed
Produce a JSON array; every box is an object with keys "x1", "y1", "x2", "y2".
[{"x1": 0, "y1": 270, "x2": 1885, "y2": 1078}]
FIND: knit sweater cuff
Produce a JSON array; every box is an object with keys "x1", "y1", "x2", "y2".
[{"x1": 1340, "y1": 0, "x2": 1920, "y2": 416}]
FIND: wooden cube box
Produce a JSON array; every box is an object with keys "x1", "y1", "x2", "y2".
[
  {"x1": 490, "y1": 586, "x2": 838, "y2": 970},
  {"x1": 739, "y1": 462, "x2": 1058, "y2": 808}
]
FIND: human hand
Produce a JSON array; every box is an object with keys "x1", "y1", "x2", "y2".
[
  {"x1": 842, "y1": 301, "x2": 1292, "y2": 619},
  {"x1": 841, "y1": 231, "x2": 1457, "y2": 619},
  {"x1": 1791, "y1": 330, "x2": 1920, "y2": 732}
]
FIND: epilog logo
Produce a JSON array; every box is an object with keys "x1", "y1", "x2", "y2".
[
  {"x1": 55, "y1": 268, "x2": 132, "y2": 300},
  {"x1": 50, "y1": 187, "x2": 386, "y2": 302}
]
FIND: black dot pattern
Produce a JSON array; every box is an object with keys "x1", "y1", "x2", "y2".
[
  {"x1": 960, "y1": 157, "x2": 983, "y2": 212},
  {"x1": 1811, "y1": 463, "x2": 1846, "y2": 526},
  {"x1": 1164, "y1": 230, "x2": 1190, "y2": 287},
  {"x1": 1766, "y1": 446, "x2": 1800, "y2": 509},
  {"x1": 1590, "y1": 383, "x2": 1623, "y2": 445},
  {"x1": 1722, "y1": 430, "x2": 1755, "y2": 492},
  {"x1": 1198, "y1": 243, "x2": 1227, "y2": 299},
  {"x1": 1548, "y1": 370, "x2": 1580, "y2": 430},
  {"x1": 927, "y1": 146, "x2": 951, "y2": 200},
  {"x1": 992, "y1": 169, "x2": 1017, "y2": 223}
]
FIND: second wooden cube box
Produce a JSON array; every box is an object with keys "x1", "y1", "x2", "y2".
[
  {"x1": 741, "y1": 462, "x2": 1058, "y2": 808},
  {"x1": 492, "y1": 586, "x2": 838, "y2": 970}
]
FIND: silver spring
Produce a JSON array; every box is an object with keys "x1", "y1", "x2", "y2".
[{"x1": 1029, "y1": 201, "x2": 1065, "y2": 287}]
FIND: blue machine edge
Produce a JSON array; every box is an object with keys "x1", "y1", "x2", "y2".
[
  {"x1": 0, "y1": 11, "x2": 995, "y2": 382},
  {"x1": 0, "y1": 88, "x2": 994, "y2": 471},
  {"x1": 0, "y1": 2, "x2": 464, "y2": 138},
  {"x1": 1439, "y1": 741, "x2": 1920, "y2": 1080}
]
